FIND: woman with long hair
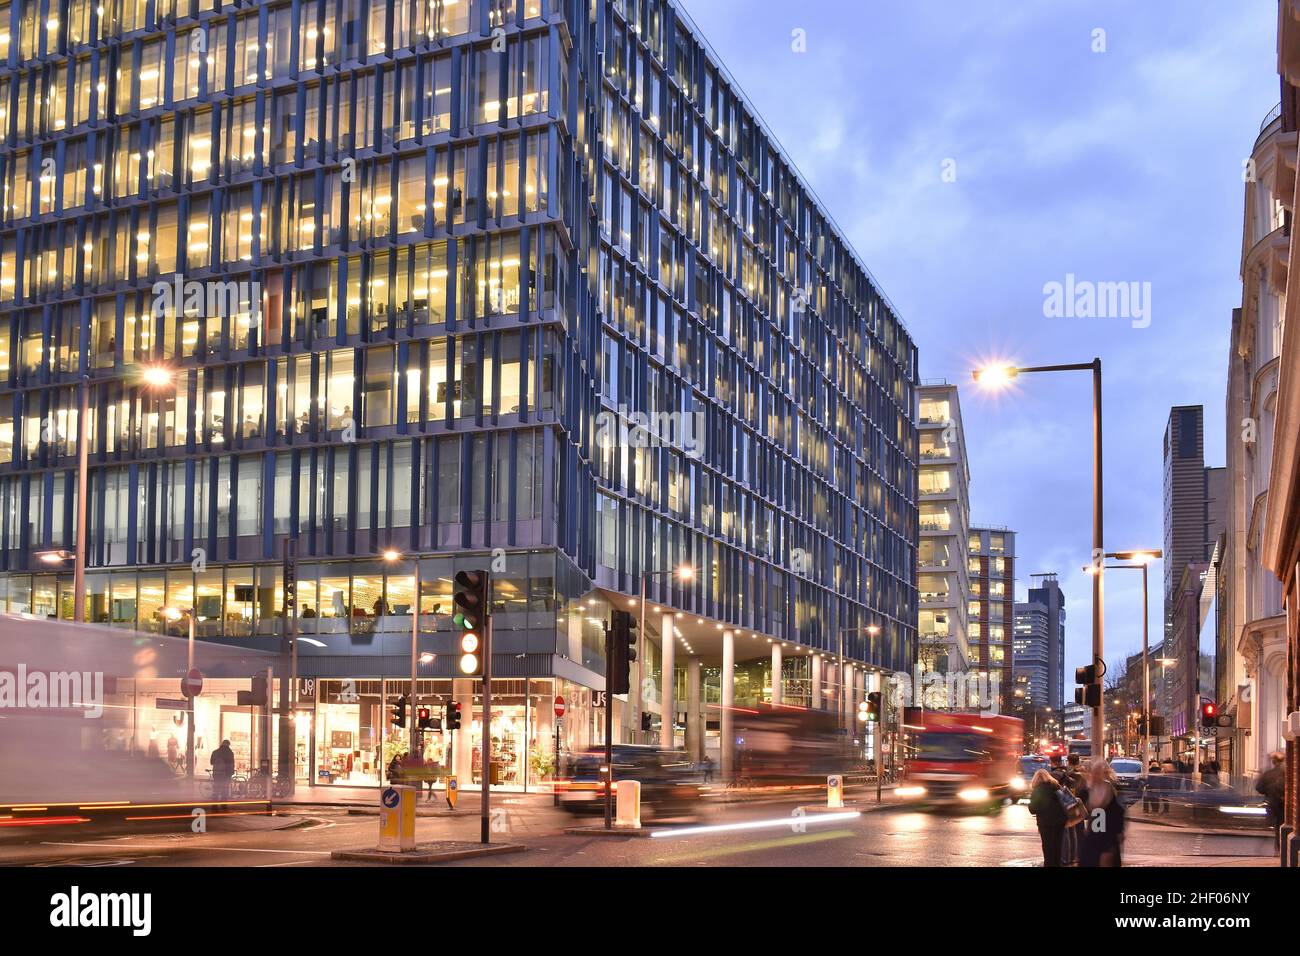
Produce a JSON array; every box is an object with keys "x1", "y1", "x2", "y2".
[
  {"x1": 1027, "y1": 769, "x2": 1068, "y2": 867},
  {"x1": 1078, "y1": 758, "x2": 1125, "y2": 867}
]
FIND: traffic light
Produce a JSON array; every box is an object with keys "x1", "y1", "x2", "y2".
[
  {"x1": 453, "y1": 569, "x2": 489, "y2": 677},
  {"x1": 1137, "y1": 713, "x2": 1167, "y2": 736},
  {"x1": 445, "y1": 701, "x2": 462, "y2": 732},
  {"x1": 1074, "y1": 663, "x2": 1102, "y2": 708},
  {"x1": 417, "y1": 706, "x2": 435, "y2": 731},
  {"x1": 608, "y1": 609, "x2": 637, "y2": 695},
  {"x1": 391, "y1": 694, "x2": 408, "y2": 729},
  {"x1": 865, "y1": 691, "x2": 881, "y2": 722},
  {"x1": 238, "y1": 674, "x2": 269, "y2": 707},
  {"x1": 1200, "y1": 700, "x2": 1218, "y2": 730}
]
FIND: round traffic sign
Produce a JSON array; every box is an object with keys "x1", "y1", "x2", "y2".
[
  {"x1": 381, "y1": 787, "x2": 400, "y2": 809},
  {"x1": 553, "y1": 695, "x2": 566, "y2": 719},
  {"x1": 182, "y1": 668, "x2": 204, "y2": 698}
]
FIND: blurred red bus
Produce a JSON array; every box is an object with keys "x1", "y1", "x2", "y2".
[{"x1": 896, "y1": 709, "x2": 1023, "y2": 809}]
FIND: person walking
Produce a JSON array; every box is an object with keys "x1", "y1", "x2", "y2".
[
  {"x1": 1256, "y1": 751, "x2": 1286, "y2": 851},
  {"x1": 1028, "y1": 769, "x2": 1068, "y2": 867},
  {"x1": 210, "y1": 739, "x2": 236, "y2": 808},
  {"x1": 1078, "y1": 758, "x2": 1126, "y2": 867}
]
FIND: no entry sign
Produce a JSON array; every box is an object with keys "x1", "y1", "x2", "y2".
[
  {"x1": 182, "y1": 668, "x2": 204, "y2": 698},
  {"x1": 554, "y1": 695, "x2": 566, "y2": 719}
]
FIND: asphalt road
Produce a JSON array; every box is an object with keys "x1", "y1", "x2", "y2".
[{"x1": 0, "y1": 793, "x2": 1276, "y2": 867}]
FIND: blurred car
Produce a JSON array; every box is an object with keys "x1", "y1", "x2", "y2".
[
  {"x1": 1012, "y1": 756, "x2": 1050, "y2": 800},
  {"x1": 556, "y1": 744, "x2": 704, "y2": 819},
  {"x1": 1136, "y1": 773, "x2": 1270, "y2": 829},
  {"x1": 1108, "y1": 757, "x2": 1145, "y2": 805}
]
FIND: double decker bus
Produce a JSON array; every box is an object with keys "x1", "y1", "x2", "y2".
[{"x1": 896, "y1": 709, "x2": 1023, "y2": 809}]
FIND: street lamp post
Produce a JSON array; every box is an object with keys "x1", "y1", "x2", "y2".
[
  {"x1": 383, "y1": 549, "x2": 421, "y2": 756},
  {"x1": 163, "y1": 606, "x2": 197, "y2": 778},
  {"x1": 837, "y1": 624, "x2": 880, "y2": 772},
  {"x1": 1093, "y1": 550, "x2": 1161, "y2": 765},
  {"x1": 84, "y1": 365, "x2": 176, "y2": 624},
  {"x1": 975, "y1": 359, "x2": 1104, "y2": 756},
  {"x1": 72, "y1": 376, "x2": 90, "y2": 622}
]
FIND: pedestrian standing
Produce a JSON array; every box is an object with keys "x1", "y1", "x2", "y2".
[
  {"x1": 1203, "y1": 757, "x2": 1220, "y2": 787},
  {"x1": 1143, "y1": 761, "x2": 1167, "y2": 815},
  {"x1": 210, "y1": 739, "x2": 236, "y2": 808},
  {"x1": 1078, "y1": 758, "x2": 1125, "y2": 867},
  {"x1": 1058, "y1": 754, "x2": 1083, "y2": 864},
  {"x1": 1028, "y1": 769, "x2": 1068, "y2": 867},
  {"x1": 1256, "y1": 751, "x2": 1286, "y2": 851}
]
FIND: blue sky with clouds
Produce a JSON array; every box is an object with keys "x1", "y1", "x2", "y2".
[{"x1": 676, "y1": 0, "x2": 1279, "y2": 677}]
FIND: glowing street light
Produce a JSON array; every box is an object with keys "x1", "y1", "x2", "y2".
[
  {"x1": 142, "y1": 365, "x2": 176, "y2": 388},
  {"x1": 971, "y1": 364, "x2": 1019, "y2": 388}
]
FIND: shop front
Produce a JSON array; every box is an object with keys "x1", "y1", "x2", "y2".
[{"x1": 300, "y1": 676, "x2": 604, "y2": 792}]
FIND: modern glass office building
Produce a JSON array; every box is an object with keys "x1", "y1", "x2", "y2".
[{"x1": 0, "y1": 0, "x2": 918, "y2": 788}]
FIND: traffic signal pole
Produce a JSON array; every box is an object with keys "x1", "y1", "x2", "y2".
[
  {"x1": 480, "y1": 607, "x2": 492, "y2": 844},
  {"x1": 410, "y1": 562, "x2": 421, "y2": 757},
  {"x1": 604, "y1": 621, "x2": 613, "y2": 830}
]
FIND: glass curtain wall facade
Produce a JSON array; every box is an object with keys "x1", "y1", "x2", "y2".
[{"x1": 0, "y1": 0, "x2": 918, "y2": 781}]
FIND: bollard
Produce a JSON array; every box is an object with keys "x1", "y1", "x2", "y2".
[
  {"x1": 378, "y1": 785, "x2": 417, "y2": 852},
  {"x1": 615, "y1": 779, "x2": 642, "y2": 828},
  {"x1": 826, "y1": 774, "x2": 844, "y2": 808},
  {"x1": 446, "y1": 775, "x2": 459, "y2": 810}
]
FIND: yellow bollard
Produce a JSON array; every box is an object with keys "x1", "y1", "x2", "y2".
[
  {"x1": 446, "y1": 775, "x2": 458, "y2": 809},
  {"x1": 827, "y1": 774, "x2": 844, "y2": 808}
]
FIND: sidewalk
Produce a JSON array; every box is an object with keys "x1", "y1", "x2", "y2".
[{"x1": 273, "y1": 784, "x2": 553, "y2": 811}]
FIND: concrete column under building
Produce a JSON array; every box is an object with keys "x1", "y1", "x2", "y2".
[
  {"x1": 686, "y1": 656, "x2": 702, "y2": 762},
  {"x1": 770, "y1": 641, "x2": 783, "y2": 705},
  {"x1": 811, "y1": 654, "x2": 822, "y2": 710},
  {"x1": 660, "y1": 611, "x2": 675, "y2": 750},
  {"x1": 721, "y1": 630, "x2": 735, "y2": 781}
]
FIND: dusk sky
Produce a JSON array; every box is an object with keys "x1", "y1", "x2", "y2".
[{"x1": 678, "y1": 0, "x2": 1280, "y2": 679}]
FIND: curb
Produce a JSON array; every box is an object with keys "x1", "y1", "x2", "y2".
[
  {"x1": 331, "y1": 842, "x2": 526, "y2": 864},
  {"x1": 1129, "y1": 815, "x2": 1273, "y2": 837},
  {"x1": 564, "y1": 825, "x2": 659, "y2": 838},
  {"x1": 344, "y1": 807, "x2": 472, "y2": 818}
]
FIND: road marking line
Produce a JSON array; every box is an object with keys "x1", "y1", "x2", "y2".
[
  {"x1": 40, "y1": 841, "x2": 330, "y2": 855},
  {"x1": 257, "y1": 859, "x2": 322, "y2": 867}
]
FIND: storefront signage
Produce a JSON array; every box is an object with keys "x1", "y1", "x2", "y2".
[{"x1": 592, "y1": 691, "x2": 607, "y2": 708}]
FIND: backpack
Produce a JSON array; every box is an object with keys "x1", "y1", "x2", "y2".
[{"x1": 1056, "y1": 785, "x2": 1086, "y2": 825}]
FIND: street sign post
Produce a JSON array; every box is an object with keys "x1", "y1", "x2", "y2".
[{"x1": 554, "y1": 696, "x2": 566, "y2": 719}]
